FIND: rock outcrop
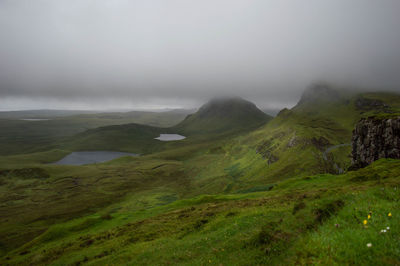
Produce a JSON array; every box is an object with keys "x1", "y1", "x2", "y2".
[
  {"x1": 355, "y1": 96, "x2": 389, "y2": 111},
  {"x1": 351, "y1": 116, "x2": 400, "y2": 168}
]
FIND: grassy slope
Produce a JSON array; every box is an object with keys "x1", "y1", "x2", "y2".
[
  {"x1": 0, "y1": 154, "x2": 189, "y2": 253},
  {"x1": 58, "y1": 123, "x2": 167, "y2": 154},
  {"x1": 1, "y1": 159, "x2": 399, "y2": 265}
]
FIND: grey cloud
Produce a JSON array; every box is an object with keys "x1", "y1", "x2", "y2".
[{"x1": 0, "y1": 0, "x2": 400, "y2": 110}]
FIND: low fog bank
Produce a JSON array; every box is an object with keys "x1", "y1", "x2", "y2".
[{"x1": 1, "y1": 0, "x2": 399, "y2": 111}]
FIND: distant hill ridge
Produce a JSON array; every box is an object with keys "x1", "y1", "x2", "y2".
[{"x1": 59, "y1": 97, "x2": 272, "y2": 153}]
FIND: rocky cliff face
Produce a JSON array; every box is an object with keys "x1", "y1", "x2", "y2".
[{"x1": 352, "y1": 116, "x2": 400, "y2": 168}]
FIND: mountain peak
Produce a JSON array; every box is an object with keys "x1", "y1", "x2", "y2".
[
  {"x1": 297, "y1": 83, "x2": 342, "y2": 106},
  {"x1": 196, "y1": 97, "x2": 260, "y2": 118},
  {"x1": 174, "y1": 97, "x2": 271, "y2": 134}
]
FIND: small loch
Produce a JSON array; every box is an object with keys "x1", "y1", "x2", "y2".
[{"x1": 155, "y1": 134, "x2": 186, "y2": 141}]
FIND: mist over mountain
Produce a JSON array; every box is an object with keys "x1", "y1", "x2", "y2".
[
  {"x1": 1, "y1": 1, "x2": 400, "y2": 110},
  {"x1": 297, "y1": 83, "x2": 343, "y2": 106},
  {"x1": 1, "y1": 2, "x2": 400, "y2": 265}
]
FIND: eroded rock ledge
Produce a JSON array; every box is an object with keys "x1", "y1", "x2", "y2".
[{"x1": 352, "y1": 116, "x2": 400, "y2": 168}]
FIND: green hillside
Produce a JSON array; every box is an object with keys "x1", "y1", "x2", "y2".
[
  {"x1": 184, "y1": 86, "x2": 400, "y2": 194},
  {"x1": 0, "y1": 88, "x2": 399, "y2": 265},
  {"x1": 173, "y1": 97, "x2": 272, "y2": 135}
]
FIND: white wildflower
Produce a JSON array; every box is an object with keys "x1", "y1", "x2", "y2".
[
  {"x1": 367, "y1": 243, "x2": 372, "y2": 248},
  {"x1": 387, "y1": 227, "x2": 390, "y2": 230}
]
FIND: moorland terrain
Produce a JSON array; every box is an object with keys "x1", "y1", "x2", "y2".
[{"x1": 0, "y1": 84, "x2": 400, "y2": 265}]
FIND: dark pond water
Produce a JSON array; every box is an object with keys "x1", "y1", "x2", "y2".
[
  {"x1": 155, "y1": 134, "x2": 186, "y2": 141},
  {"x1": 53, "y1": 151, "x2": 138, "y2": 166}
]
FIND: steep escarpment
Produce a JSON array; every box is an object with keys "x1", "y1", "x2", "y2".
[{"x1": 352, "y1": 116, "x2": 400, "y2": 168}]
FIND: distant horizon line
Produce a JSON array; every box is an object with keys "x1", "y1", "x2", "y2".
[
  {"x1": 0, "y1": 106, "x2": 284, "y2": 112},
  {"x1": 0, "y1": 107, "x2": 194, "y2": 112}
]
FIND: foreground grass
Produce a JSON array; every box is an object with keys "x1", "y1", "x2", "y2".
[{"x1": 1, "y1": 159, "x2": 399, "y2": 265}]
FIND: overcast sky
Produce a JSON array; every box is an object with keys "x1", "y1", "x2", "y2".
[{"x1": 1, "y1": 0, "x2": 400, "y2": 111}]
